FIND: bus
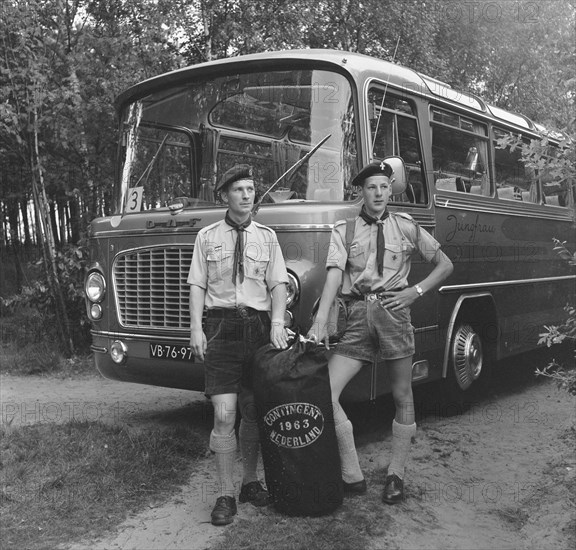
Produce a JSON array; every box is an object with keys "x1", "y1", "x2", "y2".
[{"x1": 84, "y1": 49, "x2": 575, "y2": 403}]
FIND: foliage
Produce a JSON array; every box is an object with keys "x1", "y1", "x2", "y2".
[
  {"x1": 497, "y1": 132, "x2": 576, "y2": 183},
  {"x1": 495, "y1": 130, "x2": 576, "y2": 212},
  {"x1": 1, "y1": 243, "x2": 91, "y2": 353},
  {"x1": 536, "y1": 239, "x2": 576, "y2": 394},
  {"x1": 535, "y1": 360, "x2": 576, "y2": 396}
]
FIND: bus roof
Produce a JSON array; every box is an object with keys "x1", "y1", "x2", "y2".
[{"x1": 115, "y1": 48, "x2": 556, "y2": 139}]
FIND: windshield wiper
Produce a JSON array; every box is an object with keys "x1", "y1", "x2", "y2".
[
  {"x1": 134, "y1": 134, "x2": 169, "y2": 188},
  {"x1": 253, "y1": 133, "x2": 331, "y2": 214}
]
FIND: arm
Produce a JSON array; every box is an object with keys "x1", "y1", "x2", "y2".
[
  {"x1": 189, "y1": 285, "x2": 207, "y2": 361},
  {"x1": 414, "y1": 248, "x2": 453, "y2": 295},
  {"x1": 270, "y1": 282, "x2": 288, "y2": 349},
  {"x1": 383, "y1": 248, "x2": 453, "y2": 311},
  {"x1": 307, "y1": 267, "x2": 343, "y2": 348}
]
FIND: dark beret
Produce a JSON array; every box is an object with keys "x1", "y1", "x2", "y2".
[
  {"x1": 350, "y1": 160, "x2": 393, "y2": 187},
  {"x1": 216, "y1": 164, "x2": 254, "y2": 193}
]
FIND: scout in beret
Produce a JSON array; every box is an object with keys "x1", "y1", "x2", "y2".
[
  {"x1": 308, "y1": 156, "x2": 453, "y2": 507},
  {"x1": 216, "y1": 164, "x2": 254, "y2": 194},
  {"x1": 350, "y1": 159, "x2": 394, "y2": 187},
  {"x1": 188, "y1": 162, "x2": 289, "y2": 526}
]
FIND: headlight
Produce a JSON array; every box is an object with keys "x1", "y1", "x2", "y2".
[
  {"x1": 90, "y1": 303, "x2": 103, "y2": 320},
  {"x1": 110, "y1": 340, "x2": 128, "y2": 364},
  {"x1": 286, "y1": 272, "x2": 300, "y2": 308},
  {"x1": 85, "y1": 271, "x2": 106, "y2": 303}
]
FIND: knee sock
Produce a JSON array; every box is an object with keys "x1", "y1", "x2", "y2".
[
  {"x1": 239, "y1": 418, "x2": 260, "y2": 485},
  {"x1": 388, "y1": 419, "x2": 416, "y2": 480},
  {"x1": 333, "y1": 405, "x2": 364, "y2": 484},
  {"x1": 209, "y1": 430, "x2": 237, "y2": 497}
]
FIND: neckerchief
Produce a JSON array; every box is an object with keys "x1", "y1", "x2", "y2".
[
  {"x1": 225, "y1": 211, "x2": 252, "y2": 284},
  {"x1": 359, "y1": 206, "x2": 389, "y2": 276}
]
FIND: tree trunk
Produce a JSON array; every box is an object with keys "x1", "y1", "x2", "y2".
[
  {"x1": 57, "y1": 196, "x2": 67, "y2": 246},
  {"x1": 20, "y1": 197, "x2": 33, "y2": 247},
  {"x1": 6, "y1": 199, "x2": 23, "y2": 292},
  {"x1": 49, "y1": 200, "x2": 60, "y2": 248},
  {"x1": 69, "y1": 194, "x2": 80, "y2": 243},
  {"x1": 29, "y1": 108, "x2": 74, "y2": 357},
  {"x1": 201, "y1": 0, "x2": 213, "y2": 61}
]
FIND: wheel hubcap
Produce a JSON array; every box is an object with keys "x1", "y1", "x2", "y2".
[{"x1": 452, "y1": 324, "x2": 483, "y2": 390}]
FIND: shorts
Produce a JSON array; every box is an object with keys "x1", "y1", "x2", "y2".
[
  {"x1": 335, "y1": 299, "x2": 415, "y2": 363},
  {"x1": 204, "y1": 308, "x2": 271, "y2": 397}
]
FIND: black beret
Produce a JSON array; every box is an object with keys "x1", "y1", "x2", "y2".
[
  {"x1": 216, "y1": 164, "x2": 254, "y2": 192},
  {"x1": 351, "y1": 160, "x2": 393, "y2": 187}
]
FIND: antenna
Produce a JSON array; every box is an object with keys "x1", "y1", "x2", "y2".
[{"x1": 371, "y1": 37, "x2": 401, "y2": 155}]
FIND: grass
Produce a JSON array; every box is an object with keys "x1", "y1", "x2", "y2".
[
  {"x1": 0, "y1": 308, "x2": 94, "y2": 377},
  {"x1": 0, "y1": 421, "x2": 204, "y2": 549}
]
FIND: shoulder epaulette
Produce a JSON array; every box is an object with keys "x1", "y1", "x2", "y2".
[
  {"x1": 393, "y1": 211, "x2": 415, "y2": 222},
  {"x1": 252, "y1": 220, "x2": 275, "y2": 233},
  {"x1": 201, "y1": 220, "x2": 222, "y2": 234},
  {"x1": 333, "y1": 219, "x2": 347, "y2": 228}
]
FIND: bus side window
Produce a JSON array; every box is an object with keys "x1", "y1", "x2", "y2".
[
  {"x1": 539, "y1": 143, "x2": 573, "y2": 208},
  {"x1": 368, "y1": 89, "x2": 427, "y2": 205},
  {"x1": 542, "y1": 179, "x2": 572, "y2": 208},
  {"x1": 493, "y1": 128, "x2": 539, "y2": 203},
  {"x1": 431, "y1": 108, "x2": 491, "y2": 196}
]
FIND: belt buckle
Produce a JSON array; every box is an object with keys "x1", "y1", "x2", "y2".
[
  {"x1": 366, "y1": 293, "x2": 377, "y2": 302},
  {"x1": 237, "y1": 306, "x2": 249, "y2": 318}
]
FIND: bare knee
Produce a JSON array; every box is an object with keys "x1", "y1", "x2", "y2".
[{"x1": 212, "y1": 396, "x2": 238, "y2": 434}]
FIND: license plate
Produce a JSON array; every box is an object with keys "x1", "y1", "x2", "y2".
[{"x1": 149, "y1": 343, "x2": 194, "y2": 361}]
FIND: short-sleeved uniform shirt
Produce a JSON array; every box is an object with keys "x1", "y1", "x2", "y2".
[
  {"x1": 187, "y1": 218, "x2": 288, "y2": 310},
  {"x1": 188, "y1": 217, "x2": 288, "y2": 396},
  {"x1": 326, "y1": 211, "x2": 442, "y2": 362},
  {"x1": 327, "y1": 212, "x2": 441, "y2": 295}
]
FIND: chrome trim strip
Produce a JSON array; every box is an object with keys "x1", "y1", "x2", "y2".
[
  {"x1": 434, "y1": 194, "x2": 573, "y2": 221},
  {"x1": 91, "y1": 330, "x2": 189, "y2": 342},
  {"x1": 95, "y1": 220, "x2": 440, "y2": 237},
  {"x1": 439, "y1": 275, "x2": 576, "y2": 293},
  {"x1": 113, "y1": 243, "x2": 194, "y2": 256},
  {"x1": 267, "y1": 219, "x2": 437, "y2": 231},
  {"x1": 442, "y1": 292, "x2": 494, "y2": 379},
  {"x1": 414, "y1": 325, "x2": 439, "y2": 333},
  {"x1": 90, "y1": 345, "x2": 108, "y2": 353}
]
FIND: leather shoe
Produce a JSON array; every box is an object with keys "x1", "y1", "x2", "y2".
[
  {"x1": 342, "y1": 478, "x2": 367, "y2": 495},
  {"x1": 382, "y1": 474, "x2": 404, "y2": 504},
  {"x1": 211, "y1": 496, "x2": 237, "y2": 526},
  {"x1": 239, "y1": 481, "x2": 269, "y2": 506}
]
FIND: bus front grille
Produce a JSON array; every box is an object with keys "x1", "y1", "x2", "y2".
[{"x1": 113, "y1": 246, "x2": 194, "y2": 329}]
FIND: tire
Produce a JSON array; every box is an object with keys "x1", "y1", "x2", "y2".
[
  {"x1": 444, "y1": 323, "x2": 490, "y2": 413},
  {"x1": 451, "y1": 323, "x2": 484, "y2": 391}
]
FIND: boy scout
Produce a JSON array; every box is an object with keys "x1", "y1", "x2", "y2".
[
  {"x1": 309, "y1": 160, "x2": 453, "y2": 504},
  {"x1": 188, "y1": 165, "x2": 289, "y2": 525}
]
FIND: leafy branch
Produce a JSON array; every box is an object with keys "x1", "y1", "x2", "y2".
[{"x1": 536, "y1": 239, "x2": 576, "y2": 394}]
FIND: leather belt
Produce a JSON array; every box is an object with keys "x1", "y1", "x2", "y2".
[
  {"x1": 206, "y1": 306, "x2": 261, "y2": 319},
  {"x1": 348, "y1": 288, "x2": 405, "y2": 302}
]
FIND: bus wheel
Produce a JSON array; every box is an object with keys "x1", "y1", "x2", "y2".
[
  {"x1": 451, "y1": 324, "x2": 483, "y2": 391},
  {"x1": 444, "y1": 323, "x2": 487, "y2": 413}
]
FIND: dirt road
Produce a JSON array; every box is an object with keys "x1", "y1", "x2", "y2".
[{"x1": 1, "y1": 358, "x2": 574, "y2": 550}]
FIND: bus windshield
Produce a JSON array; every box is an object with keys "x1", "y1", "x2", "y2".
[{"x1": 117, "y1": 69, "x2": 357, "y2": 213}]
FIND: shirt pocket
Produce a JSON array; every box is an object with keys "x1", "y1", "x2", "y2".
[
  {"x1": 347, "y1": 242, "x2": 368, "y2": 276},
  {"x1": 382, "y1": 243, "x2": 407, "y2": 275},
  {"x1": 244, "y1": 248, "x2": 269, "y2": 281},
  {"x1": 207, "y1": 248, "x2": 234, "y2": 282}
]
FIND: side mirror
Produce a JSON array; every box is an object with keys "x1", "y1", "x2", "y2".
[{"x1": 383, "y1": 156, "x2": 408, "y2": 195}]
